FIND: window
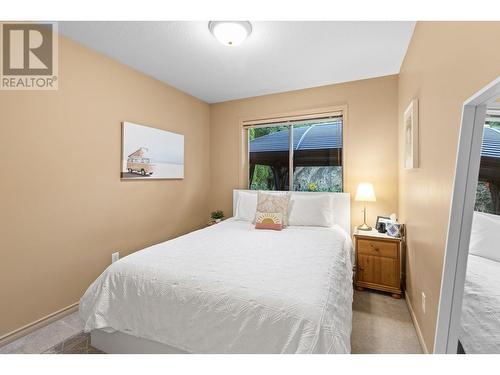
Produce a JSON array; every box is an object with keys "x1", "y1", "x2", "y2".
[
  {"x1": 248, "y1": 125, "x2": 289, "y2": 190},
  {"x1": 247, "y1": 115, "x2": 343, "y2": 192},
  {"x1": 475, "y1": 114, "x2": 500, "y2": 214}
]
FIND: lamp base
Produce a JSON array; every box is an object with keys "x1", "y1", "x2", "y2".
[{"x1": 357, "y1": 223, "x2": 372, "y2": 231}]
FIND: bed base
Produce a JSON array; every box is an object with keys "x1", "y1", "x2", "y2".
[{"x1": 91, "y1": 329, "x2": 189, "y2": 354}]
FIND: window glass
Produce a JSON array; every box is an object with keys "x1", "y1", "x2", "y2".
[
  {"x1": 475, "y1": 120, "x2": 500, "y2": 214},
  {"x1": 248, "y1": 126, "x2": 289, "y2": 191},
  {"x1": 247, "y1": 117, "x2": 343, "y2": 192},
  {"x1": 292, "y1": 121, "x2": 342, "y2": 192}
]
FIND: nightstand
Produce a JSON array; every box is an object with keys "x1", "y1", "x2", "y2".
[{"x1": 353, "y1": 228, "x2": 405, "y2": 299}]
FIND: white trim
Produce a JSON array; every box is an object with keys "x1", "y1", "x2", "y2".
[
  {"x1": 405, "y1": 291, "x2": 429, "y2": 354},
  {"x1": 0, "y1": 302, "x2": 79, "y2": 348},
  {"x1": 241, "y1": 108, "x2": 343, "y2": 127},
  {"x1": 434, "y1": 76, "x2": 500, "y2": 354}
]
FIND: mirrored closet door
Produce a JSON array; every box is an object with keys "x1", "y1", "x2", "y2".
[
  {"x1": 435, "y1": 77, "x2": 500, "y2": 354},
  {"x1": 458, "y1": 107, "x2": 500, "y2": 354}
]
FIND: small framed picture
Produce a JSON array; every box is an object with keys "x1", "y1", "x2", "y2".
[
  {"x1": 386, "y1": 222, "x2": 403, "y2": 238},
  {"x1": 375, "y1": 216, "x2": 391, "y2": 232},
  {"x1": 404, "y1": 98, "x2": 419, "y2": 169}
]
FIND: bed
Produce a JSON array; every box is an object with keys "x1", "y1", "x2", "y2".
[
  {"x1": 80, "y1": 190, "x2": 353, "y2": 354},
  {"x1": 459, "y1": 211, "x2": 500, "y2": 354}
]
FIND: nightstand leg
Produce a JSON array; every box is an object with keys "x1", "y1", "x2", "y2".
[{"x1": 391, "y1": 293, "x2": 402, "y2": 299}]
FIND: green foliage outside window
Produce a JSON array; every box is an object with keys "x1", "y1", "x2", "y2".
[
  {"x1": 250, "y1": 164, "x2": 274, "y2": 190},
  {"x1": 475, "y1": 181, "x2": 495, "y2": 214},
  {"x1": 486, "y1": 121, "x2": 500, "y2": 129},
  {"x1": 293, "y1": 166, "x2": 342, "y2": 192},
  {"x1": 247, "y1": 126, "x2": 283, "y2": 141}
]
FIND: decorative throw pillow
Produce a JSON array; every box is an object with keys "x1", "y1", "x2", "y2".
[
  {"x1": 255, "y1": 212, "x2": 283, "y2": 231},
  {"x1": 255, "y1": 191, "x2": 291, "y2": 226}
]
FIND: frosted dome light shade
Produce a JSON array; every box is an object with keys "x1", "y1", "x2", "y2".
[{"x1": 209, "y1": 21, "x2": 252, "y2": 47}]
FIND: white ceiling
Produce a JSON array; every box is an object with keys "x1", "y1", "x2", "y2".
[{"x1": 59, "y1": 21, "x2": 415, "y2": 103}]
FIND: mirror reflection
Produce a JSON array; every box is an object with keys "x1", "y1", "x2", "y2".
[{"x1": 459, "y1": 108, "x2": 500, "y2": 354}]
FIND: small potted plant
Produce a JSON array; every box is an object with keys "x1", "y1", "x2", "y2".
[{"x1": 210, "y1": 210, "x2": 224, "y2": 223}]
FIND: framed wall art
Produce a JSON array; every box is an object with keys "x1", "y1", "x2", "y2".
[
  {"x1": 121, "y1": 121, "x2": 184, "y2": 180},
  {"x1": 404, "y1": 98, "x2": 419, "y2": 169}
]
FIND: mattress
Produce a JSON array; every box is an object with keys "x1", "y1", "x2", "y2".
[
  {"x1": 79, "y1": 219, "x2": 354, "y2": 353},
  {"x1": 459, "y1": 254, "x2": 500, "y2": 353}
]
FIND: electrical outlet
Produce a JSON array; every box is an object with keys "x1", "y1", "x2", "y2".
[
  {"x1": 422, "y1": 292, "x2": 426, "y2": 314},
  {"x1": 112, "y1": 251, "x2": 120, "y2": 263}
]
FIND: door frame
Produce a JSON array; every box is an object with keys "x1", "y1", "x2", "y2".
[{"x1": 434, "y1": 76, "x2": 500, "y2": 353}]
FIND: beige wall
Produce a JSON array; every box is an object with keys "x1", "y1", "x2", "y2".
[
  {"x1": 0, "y1": 35, "x2": 210, "y2": 337},
  {"x1": 6, "y1": 22, "x2": 499, "y2": 348},
  {"x1": 209, "y1": 75, "x2": 400, "y2": 231},
  {"x1": 398, "y1": 21, "x2": 500, "y2": 352}
]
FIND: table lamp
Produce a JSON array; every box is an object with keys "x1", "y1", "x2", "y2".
[{"x1": 355, "y1": 183, "x2": 376, "y2": 231}]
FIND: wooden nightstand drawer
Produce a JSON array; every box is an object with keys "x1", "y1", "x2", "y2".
[
  {"x1": 357, "y1": 238, "x2": 398, "y2": 259},
  {"x1": 354, "y1": 229, "x2": 405, "y2": 299},
  {"x1": 357, "y1": 255, "x2": 399, "y2": 288}
]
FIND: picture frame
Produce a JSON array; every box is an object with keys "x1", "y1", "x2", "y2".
[
  {"x1": 404, "y1": 98, "x2": 419, "y2": 169},
  {"x1": 121, "y1": 121, "x2": 184, "y2": 180},
  {"x1": 375, "y1": 216, "x2": 391, "y2": 231},
  {"x1": 386, "y1": 222, "x2": 403, "y2": 238}
]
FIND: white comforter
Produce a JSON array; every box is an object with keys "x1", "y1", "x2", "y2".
[
  {"x1": 80, "y1": 219, "x2": 354, "y2": 353},
  {"x1": 460, "y1": 254, "x2": 500, "y2": 354}
]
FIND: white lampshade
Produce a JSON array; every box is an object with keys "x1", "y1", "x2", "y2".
[{"x1": 355, "y1": 183, "x2": 376, "y2": 202}]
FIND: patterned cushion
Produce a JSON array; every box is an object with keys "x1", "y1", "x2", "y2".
[
  {"x1": 255, "y1": 191, "x2": 291, "y2": 226},
  {"x1": 255, "y1": 212, "x2": 283, "y2": 231}
]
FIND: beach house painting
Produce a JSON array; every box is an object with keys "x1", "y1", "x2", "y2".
[{"x1": 121, "y1": 122, "x2": 184, "y2": 179}]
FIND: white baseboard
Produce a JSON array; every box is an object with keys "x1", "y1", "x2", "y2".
[
  {"x1": 0, "y1": 302, "x2": 79, "y2": 348},
  {"x1": 405, "y1": 291, "x2": 429, "y2": 354}
]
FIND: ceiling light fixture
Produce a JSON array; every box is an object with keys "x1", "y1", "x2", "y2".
[{"x1": 208, "y1": 21, "x2": 252, "y2": 47}]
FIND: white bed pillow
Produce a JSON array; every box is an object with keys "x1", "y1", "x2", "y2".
[
  {"x1": 469, "y1": 211, "x2": 500, "y2": 262},
  {"x1": 288, "y1": 194, "x2": 333, "y2": 227},
  {"x1": 234, "y1": 191, "x2": 258, "y2": 222}
]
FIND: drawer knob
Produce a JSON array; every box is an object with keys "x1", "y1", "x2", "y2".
[{"x1": 370, "y1": 244, "x2": 380, "y2": 251}]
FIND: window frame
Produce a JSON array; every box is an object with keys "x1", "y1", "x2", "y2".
[{"x1": 238, "y1": 105, "x2": 347, "y2": 192}]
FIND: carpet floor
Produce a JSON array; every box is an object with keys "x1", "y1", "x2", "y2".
[
  {"x1": 3, "y1": 290, "x2": 422, "y2": 354},
  {"x1": 351, "y1": 290, "x2": 422, "y2": 354},
  {"x1": 43, "y1": 332, "x2": 102, "y2": 354}
]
